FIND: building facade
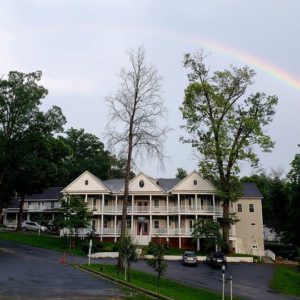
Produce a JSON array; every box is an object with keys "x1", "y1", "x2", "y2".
[
  {"x1": 2, "y1": 170, "x2": 264, "y2": 256},
  {"x1": 62, "y1": 170, "x2": 265, "y2": 256}
]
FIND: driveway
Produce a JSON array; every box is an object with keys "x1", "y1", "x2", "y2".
[
  {"x1": 0, "y1": 240, "x2": 298, "y2": 300},
  {"x1": 0, "y1": 240, "x2": 121, "y2": 300}
]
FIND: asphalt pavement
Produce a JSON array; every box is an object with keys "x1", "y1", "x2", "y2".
[
  {"x1": 0, "y1": 239, "x2": 298, "y2": 300},
  {"x1": 0, "y1": 240, "x2": 121, "y2": 300}
]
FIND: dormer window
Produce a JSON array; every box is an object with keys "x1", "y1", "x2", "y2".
[
  {"x1": 139, "y1": 180, "x2": 144, "y2": 188},
  {"x1": 85, "y1": 180, "x2": 89, "y2": 186},
  {"x1": 193, "y1": 180, "x2": 197, "y2": 185}
]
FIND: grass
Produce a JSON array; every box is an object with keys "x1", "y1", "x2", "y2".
[
  {"x1": 84, "y1": 263, "x2": 238, "y2": 300},
  {"x1": 270, "y1": 265, "x2": 300, "y2": 297},
  {"x1": 0, "y1": 231, "x2": 86, "y2": 256}
]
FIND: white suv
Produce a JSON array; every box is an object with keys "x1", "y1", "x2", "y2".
[{"x1": 22, "y1": 221, "x2": 48, "y2": 232}]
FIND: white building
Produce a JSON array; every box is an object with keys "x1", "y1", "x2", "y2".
[
  {"x1": 62, "y1": 170, "x2": 265, "y2": 256},
  {"x1": 2, "y1": 170, "x2": 264, "y2": 256}
]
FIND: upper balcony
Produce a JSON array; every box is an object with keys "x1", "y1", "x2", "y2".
[{"x1": 88, "y1": 202, "x2": 223, "y2": 216}]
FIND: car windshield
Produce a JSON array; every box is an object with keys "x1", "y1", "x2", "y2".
[
  {"x1": 213, "y1": 252, "x2": 224, "y2": 258},
  {"x1": 184, "y1": 252, "x2": 196, "y2": 257}
]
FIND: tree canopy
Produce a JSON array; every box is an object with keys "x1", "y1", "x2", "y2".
[
  {"x1": 56, "y1": 127, "x2": 126, "y2": 185},
  {"x1": 180, "y1": 51, "x2": 278, "y2": 250}
]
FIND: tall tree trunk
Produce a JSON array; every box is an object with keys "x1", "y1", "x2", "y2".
[
  {"x1": 17, "y1": 194, "x2": 25, "y2": 231},
  {"x1": 222, "y1": 200, "x2": 230, "y2": 252},
  {"x1": 118, "y1": 134, "x2": 133, "y2": 270}
]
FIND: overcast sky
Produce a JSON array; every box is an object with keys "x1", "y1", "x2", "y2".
[{"x1": 1, "y1": 0, "x2": 299, "y2": 178}]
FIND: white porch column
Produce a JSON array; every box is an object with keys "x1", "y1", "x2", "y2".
[
  {"x1": 167, "y1": 215, "x2": 169, "y2": 237},
  {"x1": 101, "y1": 194, "x2": 104, "y2": 213},
  {"x1": 150, "y1": 215, "x2": 152, "y2": 237},
  {"x1": 177, "y1": 194, "x2": 180, "y2": 212},
  {"x1": 166, "y1": 195, "x2": 169, "y2": 213},
  {"x1": 195, "y1": 194, "x2": 197, "y2": 211},
  {"x1": 115, "y1": 195, "x2": 118, "y2": 214},
  {"x1": 114, "y1": 215, "x2": 117, "y2": 242},
  {"x1": 213, "y1": 194, "x2": 216, "y2": 215},
  {"x1": 196, "y1": 215, "x2": 200, "y2": 251},
  {"x1": 149, "y1": 195, "x2": 152, "y2": 237},
  {"x1": 132, "y1": 195, "x2": 134, "y2": 213},
  {"x1": 100, "y1": 214, "x2": 103, "y2": 241},
  {"x1": 178, "y1": 213, "x2": 181, "y2": 234},
  {"x1": 131, "y1": 195, "x2": 134, "y2": 235},
  {"x1": 85, "y1": 194, "x2": 88, "y2": 203}
]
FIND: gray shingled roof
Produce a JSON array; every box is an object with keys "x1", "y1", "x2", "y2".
[
  {"x1": 241, "y1": 183, "x2": 262, "y2": 198},
  {"x1": 26, "y1": 187, "x2": 63, "y2": 200},
  {"x1": 157, "y1": 178, "x2": 181, "y2": 191},
  {"x1": 104, "y1": 179, "x2": 125, "y2": 193}
]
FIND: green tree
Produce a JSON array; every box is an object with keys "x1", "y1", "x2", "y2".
[
  {"x1": 175, "y1": 167, "x2": 188, "y2": 179},
  {"x1": 0, "y1": 71, "x2": 68, "y2": 229},
  {"x1": 286, "y1": 154, "x2": 300, "y2": 246},
  {"x1": 192, "y1": 217, "x2": 223, "y2": 252},
  {"x1": 180, "y1": 51, "x2": 278, "y2": 250},
  {"x1": 59, "y1": 194, "x2": 92, "y2": 238},
  {"x1": 147, "y1": 242, "x2": 167, "y2": 298},
  {"x1": 118, "y1": 235, "x2": 138, "y2": 281},
  {"x1": 59, "y1": 127, "x2": 123, "y2": 185}
]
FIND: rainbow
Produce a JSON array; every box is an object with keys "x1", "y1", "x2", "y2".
[
  {"x1": 189, "y1": 37, "x2": 300, "y2": 91},
  {"x1": 121, "y1": 26, "x2": 300, "y2": 91}
]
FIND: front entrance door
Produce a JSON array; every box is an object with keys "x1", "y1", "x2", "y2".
[{"x1": 137, "y1": 222, "x2": 149, "y2": 235}]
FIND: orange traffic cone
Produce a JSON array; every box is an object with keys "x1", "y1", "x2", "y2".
[{"x1": 60, "y1": 253, "x2": 67, "y2": 264}]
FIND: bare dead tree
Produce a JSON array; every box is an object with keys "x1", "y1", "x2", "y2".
[{"x1": 105, "y1": 46, "x2": 169, "y2": 269}]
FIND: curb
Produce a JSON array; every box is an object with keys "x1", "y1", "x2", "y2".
[{"x1": 77, "y1": 264, "x2": 174, "y2": 300}]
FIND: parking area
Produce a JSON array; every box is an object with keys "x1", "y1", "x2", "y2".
[
  {"x1": 0, "y1": 240, "x2": 120, "y2": 300},
  {"x1": 0, "y1": 240, "x2": 297, "y2": 300}
]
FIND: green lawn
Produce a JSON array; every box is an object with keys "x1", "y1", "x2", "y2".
[
  {"x1": 270, "y1": 265, "x2": 300, "y2": 297},
  {"x1": 0, "y1": 231, "x2": 85, "y2": 256},
  {"x1": 84, "y1": 264, "x2": 238, "y2": 300}
]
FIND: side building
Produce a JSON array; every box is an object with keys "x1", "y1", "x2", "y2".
[{"x1": 2, "y1": 187, "x2": 63, "y2": 227}]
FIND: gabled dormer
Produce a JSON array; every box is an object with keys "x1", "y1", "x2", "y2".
[
  {"x1": 170, "y1": 170, "x2": 216, "y2": 193},
  {"x1": 119, "y1": 172, "x2": 165, "y2": 194},
  {"x1": 62, "y1": 171, "x2": 110, "y2": 194}
]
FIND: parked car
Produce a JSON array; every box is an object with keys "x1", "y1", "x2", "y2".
[
  {"x1": 22, "y1": 221, "x2": 48, "y2": 232},
  {"x1": 182, "y1": 251, "x2": 197, "y2": 266},
  {"x1": 206, "y1": 251, "x2": 227, "y2": 268}
]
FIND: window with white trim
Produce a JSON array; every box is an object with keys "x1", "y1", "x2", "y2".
[
  {"x1": 154, "y1": 199, "x2": 159, "y2": 208},
  {"x1": 154, "y1": 220, "x2": 159, "y2": 229}
]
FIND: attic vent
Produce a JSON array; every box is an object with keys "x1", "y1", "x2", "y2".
[
  {"x1": 139, "y1": 180, "x2": 144, "y2": 188},
  {"x1": 193, "y1": 180, "x2": 197, "y2": 185},
  {"x1": 85, "y1": 180, "x2": 89, "y2": 186}
]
